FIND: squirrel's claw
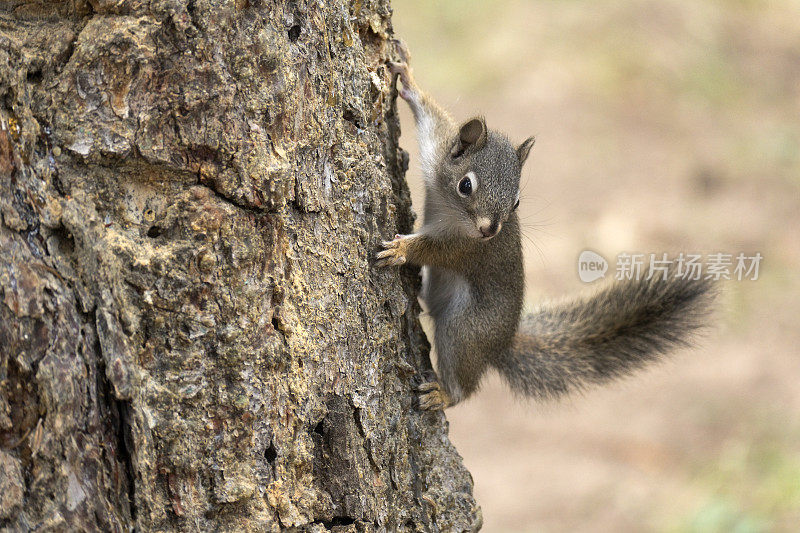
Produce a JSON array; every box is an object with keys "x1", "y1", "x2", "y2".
[
  {"x1": 388, "y1": 41, "x2": 417, "y2": 102},
  {"x1": 389, "y1": 62, "x2": 414, "y2": 102},
  {"x1": 415, "y1": 381, "x2": 452, "y2": 411},
  {"x1": 375, "y1": 250, "x2": 407, "y2": 267},
  {"x1": 414, "y1": 381, "x2": 440, "y2": 392}
]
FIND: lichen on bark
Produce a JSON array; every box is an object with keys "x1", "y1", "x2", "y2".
[{"x1": 0, "y1": 1, "x2": 480, "y2": 531}]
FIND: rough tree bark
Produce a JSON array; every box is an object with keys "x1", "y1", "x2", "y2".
[{"x1": 0, "y1": 1, "x2": 480, "y2": 530}]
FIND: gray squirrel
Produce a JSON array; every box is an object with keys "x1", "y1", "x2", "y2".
[{"x1": 377, "y1": 41, "x2": 714, "y2": 410}]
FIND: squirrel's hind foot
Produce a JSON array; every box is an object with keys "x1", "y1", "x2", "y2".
[
  {"x1": 414, "y1": 381, "x2": 453, "y2": 411},
  {"x1": 391, "y1": 39, "x2": 412, "y2": 63},
  {"x1": 389, "y1": 62, "x2": 416, "y2": 102},
  {"x1": 388, "y1": 40, "x2": 418, "y2": 102}
]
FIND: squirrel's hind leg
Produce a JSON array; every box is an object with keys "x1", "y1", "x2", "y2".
[{"x1": 415, "y1": 324, "x2": 487, "y2": 410}]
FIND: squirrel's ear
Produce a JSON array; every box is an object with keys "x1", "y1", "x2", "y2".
[
  {"x1": 517, "y1": 136, "x2": 535, "y2": 165},
  {"x1": 451, "y1": 117, "x2": 487, "y2": 158}
]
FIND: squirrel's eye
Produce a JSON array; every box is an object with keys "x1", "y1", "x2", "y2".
[
  {"x1": 457, "y1": 173, "x2": 475, "y2": 197},
  {"x1": 513, "y1": 198, "x2": 520, "y2": 210},
  {"x1": 458, "y1": 178, "x2": 472, "y2": 196}
]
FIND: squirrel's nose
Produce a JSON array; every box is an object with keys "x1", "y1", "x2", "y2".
[{"x1": 479, "y1": 219, "x2": 501, "y2": 238}]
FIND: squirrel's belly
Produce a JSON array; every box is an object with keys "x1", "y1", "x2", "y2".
[{"x1": 421, "y1": 266, "x2": 472, "y2": 319}]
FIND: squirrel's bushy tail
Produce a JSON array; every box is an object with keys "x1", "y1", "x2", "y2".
[{"x1": 496, "y1": 270, "x2": 715, "y2": 401}]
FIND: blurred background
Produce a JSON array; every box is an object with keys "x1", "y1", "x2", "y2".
[{"x1": 392, "y1": 1, "x2": 800, "y2": 531}]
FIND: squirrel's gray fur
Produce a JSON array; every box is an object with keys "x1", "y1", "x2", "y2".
[
  {"x1": 500, "y1": 268, "x2": 713, "y2": 401},
  {"x1": 378, "y1": 41, "x2": 715, "y2": 410}
]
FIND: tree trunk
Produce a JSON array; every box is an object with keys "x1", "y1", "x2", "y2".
[{"x1": 0, "y1": 1, "x2": 480, "y2": 530}]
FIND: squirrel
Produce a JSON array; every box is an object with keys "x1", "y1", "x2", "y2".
[{"x1": 377, "y1": 41, "x2": 715, "y2": 411}]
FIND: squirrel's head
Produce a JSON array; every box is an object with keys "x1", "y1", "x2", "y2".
[{"x1": 434, "y1": 117, "x2": 534, "y2": 240}]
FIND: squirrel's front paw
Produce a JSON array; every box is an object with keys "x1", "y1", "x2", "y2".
[
  {"x1": 414, "y1": 381, "x2": 453, "y2": 411},
  {"x1": 375, "y1": 234, "x2": 411, "y2": 267}
]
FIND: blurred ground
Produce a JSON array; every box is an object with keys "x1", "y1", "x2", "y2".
[{"x1": 392, "y1": 1, "x2": 800, "y2": 531}]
